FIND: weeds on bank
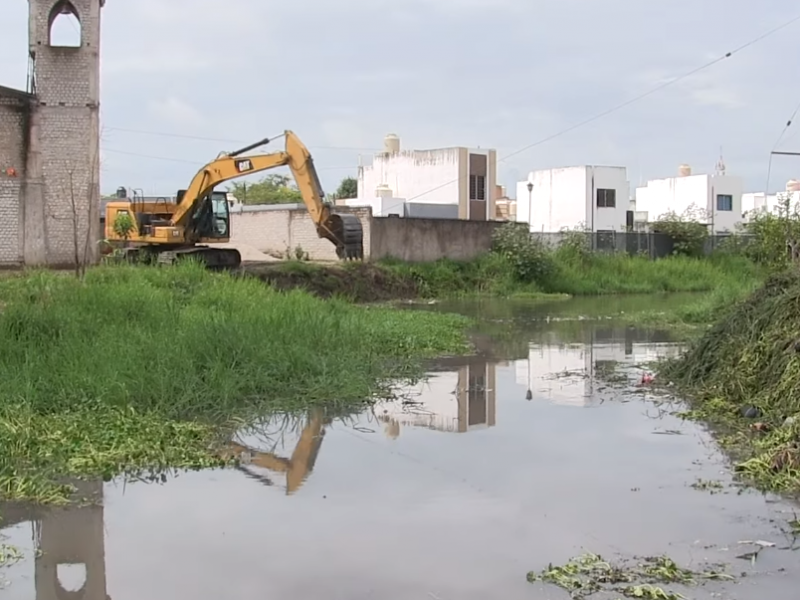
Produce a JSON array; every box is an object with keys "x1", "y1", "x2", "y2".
[
  {"x1": 527, "y1": 553, "x2": 733, "y2": 600},
  {"x1": 660, "y1": 270, "x2": 800, "y2": 494},
  {"x1": 0, "y1": 263, "x2": 471, "y2": 503},
  {"x1": 377, "y1": 225, "x2": 760, "y2": 301}
]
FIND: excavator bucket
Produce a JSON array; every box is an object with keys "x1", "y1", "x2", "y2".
[{"x1": 322, "y1": 213, "x2": 364, "y2": 260}]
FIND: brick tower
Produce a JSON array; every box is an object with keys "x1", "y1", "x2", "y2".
[{"x1": 24, "y1": 0, "x2": 104, "y2": 266}]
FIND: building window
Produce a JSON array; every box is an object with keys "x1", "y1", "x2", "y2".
[
  {"x1": 716, "y1": 194, "x2": 733, "y2": 211},
  {"x1": 469, "y1": 175, "x2": 486, "y2": 201},
  {"x1": 596, "y1": 188, "x2": 616, "y2": 208}
]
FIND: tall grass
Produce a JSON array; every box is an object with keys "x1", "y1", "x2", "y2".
[
  {"x1": 0, "y1": 263, "x2": 470, "y2": 502},
  {"x1": 544, "y1": 252, "x2": 759, "y2": 296},
  {"x1": 378, "y1": 251, "x2": 761, "y2": 298}
]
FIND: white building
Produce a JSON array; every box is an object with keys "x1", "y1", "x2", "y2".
[
  {"x1": 742, "y1": 180, "x2": 800, "y2": 221},
  {"x1": 357, "y1": 134, "x2": 498, "y2": 220},
  {"x1": 375, "y1": 362, "x2": 497, "y2": 438},
  {"x1": 515, "y1": 166, "x2": 630, "y2": 233},
  {"x1": 634, "y1": 165, "x2": 743, "y2": 233}
]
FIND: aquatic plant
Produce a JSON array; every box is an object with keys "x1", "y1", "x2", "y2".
[{"x1": 526, "y1": 553, "x2": 732, "y2": 600}]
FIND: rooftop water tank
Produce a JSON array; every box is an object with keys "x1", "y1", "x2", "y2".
[
  {"x1": 375, "y1": 183, "x2": 393, "y2": 198},
  {"x1": 384, "y1": 133, "x2": 400, "y2": 155},
  {"x1": 787, "y1": 179, "x2": 800, "y2": 192},
  {"x1": 678, "y1": 164, "x2": 692, "y2": 177}
]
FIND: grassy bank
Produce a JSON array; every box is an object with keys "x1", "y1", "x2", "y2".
[
  {"x1": 247, "y1": 251, "x2": 761, "y2": 304},
  {"x1": 0, "y1": 263, "x2": 470, "y2": 503},
  {"x1": 659, "y1": 271, "x2": 800, "y2": 494}
]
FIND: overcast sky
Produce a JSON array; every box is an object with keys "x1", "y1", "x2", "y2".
[{"x1": 1, "y1": 0, "x2": 799, "y2": 199}]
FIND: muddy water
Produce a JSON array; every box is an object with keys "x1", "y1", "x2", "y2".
[{"x1": 2, "y1": 295, "x2": 799, "y2": 599}]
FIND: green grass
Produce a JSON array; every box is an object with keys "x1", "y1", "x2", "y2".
[
  {"x1": 543, "y1": 252, "x2": 759, "y2": 296},
  {"x1": 377, "y1": 251, "x2": 761, "y2": 299},
  {"x1": 0, "y1": 263, "x2": 471, "y2": 503}
]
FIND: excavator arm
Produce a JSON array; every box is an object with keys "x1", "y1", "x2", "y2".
[
  {"x1": 172, "y1": 131, "x2": 363, "y2": 260},
  {"x1": 220, "y1": 410, "x2": 326, "y2": 495}
]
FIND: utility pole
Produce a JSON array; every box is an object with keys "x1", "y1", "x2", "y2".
[{"x1": 770, "y1": 151, "x2": 800, "y2": 261}]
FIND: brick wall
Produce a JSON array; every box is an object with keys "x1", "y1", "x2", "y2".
[
  {"x1": 229, "y1": 204, "x2": 372, "y2": 260},
  {"x1": 0, "y1": 89, "x2": 29, "y2": 266},
  {"x1": 29, "y1": 0, "x2": 103, "y2": 267}
]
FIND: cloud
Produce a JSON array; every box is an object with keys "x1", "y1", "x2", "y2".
[
  {"x1": 147, "y1": 97, "x2": 204, "y2": 126},
  {"x1": 0, "y1": 0, "x2": 798, "y2": 196}
]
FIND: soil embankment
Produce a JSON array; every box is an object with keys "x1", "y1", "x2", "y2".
[
  {"x1": 243, "y1": 262, "x2": 419, "y2": 302},
  {"x1": 661, "y1": 270, "x2": 800, "y2": 493}
]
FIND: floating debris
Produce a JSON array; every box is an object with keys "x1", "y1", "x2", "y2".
[
  {"x1": 526, "y1": 553, "x2": 733, "y2": 599},
  {"x1": 690, "y1": 478, "x2": 726, "y2": 494}
]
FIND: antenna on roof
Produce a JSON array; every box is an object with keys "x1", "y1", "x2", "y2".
[{"x1": 715, "y1": 146, "x2": 726, "y2": 175}]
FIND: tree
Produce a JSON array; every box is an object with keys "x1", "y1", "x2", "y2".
[
  {"x1": 228, "y1": 174, "x2": 302, "y2": 204},
  {"x1": 335, "y1": 176, "x2": 358, "y2": 200}
]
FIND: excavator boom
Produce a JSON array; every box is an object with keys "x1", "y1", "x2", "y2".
[{"x1": 104, "y1": 130, "x2": 364, "y2": 268}]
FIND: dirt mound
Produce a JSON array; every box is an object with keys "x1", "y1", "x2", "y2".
[{"x1": 243, "y1": 262, "x2": 418, "y2": 302}]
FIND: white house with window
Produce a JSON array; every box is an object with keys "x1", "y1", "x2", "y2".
[
  {"x1": 634, "y1": 167, "x2": 743, "y2": 233},
  {"x1": 356, "y1": 134, "x2": 498, "y2": 220},
  {"x1": 515, "y1": 165, "x2": 630, "y2": 232}
]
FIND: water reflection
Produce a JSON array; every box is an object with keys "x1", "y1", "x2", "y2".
[
  {"x1": 225, "y1": 409, "x2": 329, "y2": 495},
  {"x1": 377, "y1": 360, "x2": 496, "y2": 437},
  {"x1": 2, "y1": 480, "x2": 107, "y2": 600},
  {"x1": 513, "y1": 325, "x2": 683, "y2": 406}
]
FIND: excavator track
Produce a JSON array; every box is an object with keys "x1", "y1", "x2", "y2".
[
  {"x1": 160, "y1": 246, "x2": 242, "y2": 270},
  {"x1": 120, "y1": 245, "x2": 241, "y2": 270},
  {"x1": 328, "y1": 213, "x2": 364, "y2": 261}
]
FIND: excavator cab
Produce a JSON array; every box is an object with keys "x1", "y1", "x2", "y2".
[{"x1": 186, "y1": 190, "x2": 232, "y2": 240}]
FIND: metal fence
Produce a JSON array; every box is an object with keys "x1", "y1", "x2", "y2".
[{"x1": 530, "y1": 231, "x2": 755, "y2": 259}]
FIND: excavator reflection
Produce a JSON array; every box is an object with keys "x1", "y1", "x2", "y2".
[{"x1": 219, "y1": 408, "x2": 329, "y2": 495}]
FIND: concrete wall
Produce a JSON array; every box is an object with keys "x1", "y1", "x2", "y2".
[
  {"x1": 370, "y1": 216, "x2": 504, "y2": 262},
  {"x1": 635, "y1": 173, "x2": 744, "y2": 232},
  {"x1": 228, "y1": 205, "x2": 503, "y2": 262},
  {"x1": 516, "y1": 165, "x2": 629, "y2": 233},
  {"x1": 0, "y1": 87, "x2": 29, "y2": 266},
  {"x1": 228, "y1": 204, "x2": 372, "y2": 260}
]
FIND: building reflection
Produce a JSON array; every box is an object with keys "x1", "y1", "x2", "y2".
[
  {"x1": 376, "y1": 358, "x2": 497, "y2": 438},
  {"x1": 513, "y1": 325, "x2": 681, "y2": 407},
  {"x1": 1, "y1": 479, "x2": 108, "y2": 600}
]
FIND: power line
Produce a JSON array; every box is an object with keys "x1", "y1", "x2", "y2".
[
  {"x1": 103, "y1": 126, "x2": 381, "y2": 151},
  {"x1": 401, "y1": 12, "x2": 800, "y2": 204},
  {"x1": 101, "y1": 147, "x2": 357, "y2": 170},
  {"x1": 764, "y1": 97, "x2": 800, "y2": 193}
]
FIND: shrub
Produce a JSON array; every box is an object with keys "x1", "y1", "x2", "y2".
[
  {"x1": 651, "y1": 207, "x2": 709, "y2": 257},
  {"x1": 491, "y1": 223, "x2": 555, "y2": 285}
]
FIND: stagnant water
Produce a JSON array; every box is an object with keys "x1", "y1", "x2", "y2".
[{"x1": 2, "y1": 295, "x2": 799, "y2": 599}]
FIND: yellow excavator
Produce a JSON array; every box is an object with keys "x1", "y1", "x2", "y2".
[{"x1": 103, "y1": 131, "x2": 364, "y2": 269}]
